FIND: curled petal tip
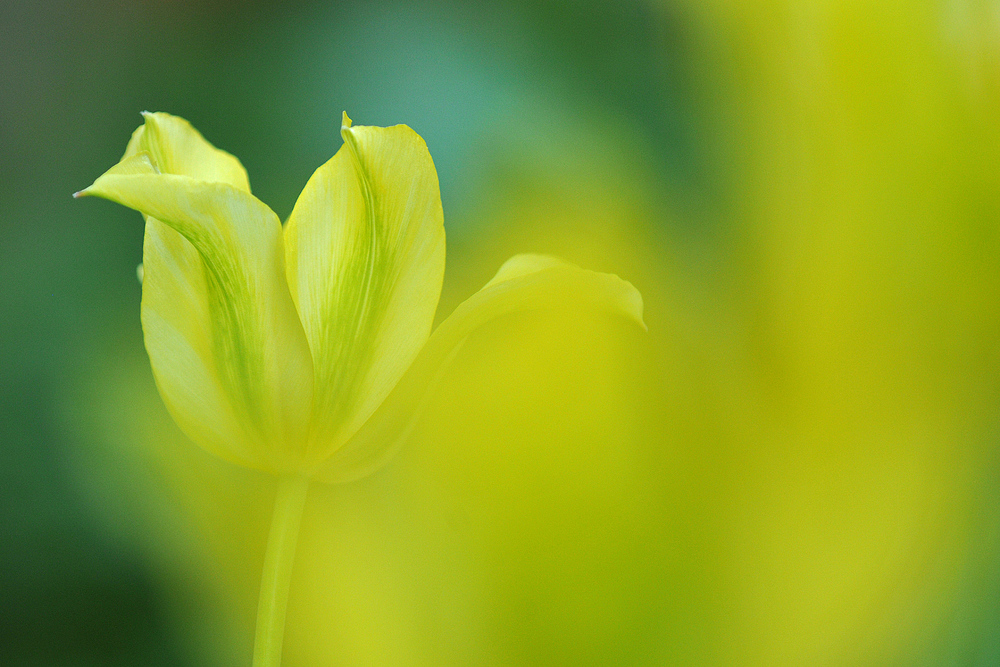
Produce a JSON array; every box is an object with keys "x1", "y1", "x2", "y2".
[
  {"x1": 626, "y1": 283, "x2": 648, "y2": 331},
  {"x1": 341, "y1": 111, "x2": 353, "y2": 130}
]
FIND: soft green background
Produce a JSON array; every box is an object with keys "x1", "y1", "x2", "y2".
[{"x1": 2, "y1": 0, "x2": 999, "y2": 665}]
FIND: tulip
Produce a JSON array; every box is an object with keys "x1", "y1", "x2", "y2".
[{"x1": 77, "y1": 111, "x2": 644, "y2": 666}]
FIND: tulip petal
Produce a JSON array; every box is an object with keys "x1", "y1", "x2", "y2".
[
  {"x1": 284, "y1": 113, "x2": 445, "y2": 463},
  {"x1": 313, "y1": 254, "x2": 645, "y2": 483},
  {"x1": 124, "y1": 111, "x2": 251, "y2": 192},
  {"x1": 79, "y1": 125, "x2": 313, "y2": 472},
  {"x1": 118, "y1": 114, "x2": 255, "y2": 467}
]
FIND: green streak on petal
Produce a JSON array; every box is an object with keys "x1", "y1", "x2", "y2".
[
  {"x1": 284, "y1": 115, "x2": 445, "y2": 465},
  {"x1": 314, "y1": 254, "x2": 645, "y2": 483},
  {"x1": 80, "y1": 160, "x2": 313, "y2": 472}
]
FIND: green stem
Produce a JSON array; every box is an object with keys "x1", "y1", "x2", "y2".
[{"x1": 253, "y1": 474, "x2": 309, "y2": 667}]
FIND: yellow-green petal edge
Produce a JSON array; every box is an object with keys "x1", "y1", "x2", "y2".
[{"x1": 313, "y1": 254, "x2": 644, "y2": 483}]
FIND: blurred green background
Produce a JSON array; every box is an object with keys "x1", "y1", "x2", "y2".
[{"x1": 2, "y1": 0, "x2": 999, "y2": 664}]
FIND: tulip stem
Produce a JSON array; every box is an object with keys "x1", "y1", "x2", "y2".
[{"x1": 253, "y1": 474, "x2": 310, "y2": 667}]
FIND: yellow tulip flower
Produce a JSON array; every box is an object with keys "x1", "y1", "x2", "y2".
[{"x1": 77, "y1": 111, "x2": 644, "y2": 666}]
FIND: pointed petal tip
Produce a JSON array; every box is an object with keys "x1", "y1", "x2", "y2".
[
  {"x1": 72, "y1": 189, "x2": 87, "y2": 199},
  {"x1": 139, "y1": 110, "x2": 161, "y2": 129},
  {"x1": 138, "y1": 111, "x2": 176, "y2": 136},
  {"x1": 341, "y1": 111, "x2": 353, "y2": 130}
]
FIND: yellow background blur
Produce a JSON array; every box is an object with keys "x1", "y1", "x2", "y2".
[{"x1": 2, "y1": 0, "x2": 998, "y2": 664}]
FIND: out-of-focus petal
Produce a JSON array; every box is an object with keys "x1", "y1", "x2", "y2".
[
  {"x1": 284, "y1": 113, "x2": 445, "y2": 465},
  {"x1": 313, "y1": 254, "x2": 644, "y2": 483}
]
